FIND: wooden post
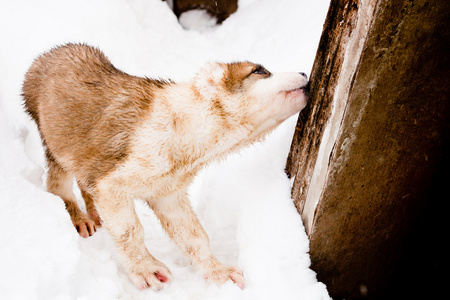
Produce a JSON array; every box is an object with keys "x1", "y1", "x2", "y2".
[{"x1": 286, "y1": 0, "x2": 450, "y2": 298}]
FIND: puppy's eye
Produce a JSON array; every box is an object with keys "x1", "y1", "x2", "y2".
[{"x1": 251, "y1": 65, "x2": 270, "y2": 76}]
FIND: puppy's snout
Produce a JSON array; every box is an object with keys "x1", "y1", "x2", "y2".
[{"x1": 299, "y1": 72, "x2": 308, "y2": 79}]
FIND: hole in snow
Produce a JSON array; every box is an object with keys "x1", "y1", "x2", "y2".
[{"x1": 178, "y1": 9, "x2": 218, "y2": 31}]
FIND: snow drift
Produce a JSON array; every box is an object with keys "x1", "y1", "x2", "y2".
[{"x1": 0, "y1": 0, "x2": 331, "y2": 299}]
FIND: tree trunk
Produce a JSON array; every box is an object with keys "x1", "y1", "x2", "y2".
[{"x1": 286, "y1": 0, "x2": 450, "y2": 298}]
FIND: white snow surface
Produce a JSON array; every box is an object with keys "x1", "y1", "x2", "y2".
[{"x1": 0, "y1": 0, "x2": 331, "y2": 299}]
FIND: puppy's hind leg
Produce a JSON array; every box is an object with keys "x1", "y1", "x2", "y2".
[
  {"x1": 78, "y1": 182, "x2": 102, "y2": 226},
  {"x1": 46, "y1": 151, "x2": 96, "y2": 238}
]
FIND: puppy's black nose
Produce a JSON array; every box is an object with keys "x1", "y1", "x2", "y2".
[{"x1": 299, "y1": 72, "x2": 308, "y2": 79}]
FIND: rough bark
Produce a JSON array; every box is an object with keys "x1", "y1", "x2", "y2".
[{"x1": 286, "y1": 0, "x2": 364, "y2": 230}]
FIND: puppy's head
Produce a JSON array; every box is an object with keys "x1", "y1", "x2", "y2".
[{"x1": 194, "y1": 62, "x2": 308, "y2": 133}]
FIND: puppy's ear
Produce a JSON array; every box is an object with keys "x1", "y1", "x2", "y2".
[{"x1": 193, "y1": 62, "x2": 226, "y2": 100}]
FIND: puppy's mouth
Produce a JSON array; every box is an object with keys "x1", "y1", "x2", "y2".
[
  {"x1": 285, "y1": 82, "x2": 310, "y2": 98},
  {"x1": 299, "y1": 82, "x2": 310, "y2": 97}
]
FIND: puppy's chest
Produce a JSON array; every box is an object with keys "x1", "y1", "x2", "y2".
[{"x1": 114, "y1": 150, "x2": 199, "y2": 198}]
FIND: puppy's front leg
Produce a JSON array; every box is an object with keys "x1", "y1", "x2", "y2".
[
  {"x1": 95, "y1": 187, "x2": 172, "y2": 290},
  {"x1": 149, "y1": 191, "x2": 244, "y2": 289}
]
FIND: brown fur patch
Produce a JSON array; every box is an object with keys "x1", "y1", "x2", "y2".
[
  {"x1": 23, "y1": 43, "x2": 169, "y2": 188},
  {"x1": 223, "y1": 62, "x2": 254, "y2": 92},
  {"x1": 222, "y1": 62, "x2": 271, "y2": 92}
]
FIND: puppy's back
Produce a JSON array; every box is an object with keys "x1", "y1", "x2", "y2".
[
  {"x1": 22, "y1": 44, "x2": 157, "y2": 185},
  {"x1": 23, "y1": 44, "x2": 115, "y2": 123}
]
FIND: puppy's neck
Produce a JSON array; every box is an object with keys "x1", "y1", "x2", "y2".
[{"x1": 156, "y1": 82, "x2": 256, "y2": 165}]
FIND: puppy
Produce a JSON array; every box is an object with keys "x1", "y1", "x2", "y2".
[{"x1": 23, "y1": 43, "x2": 309, "y2": 290}]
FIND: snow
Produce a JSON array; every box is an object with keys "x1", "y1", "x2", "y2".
[
  {"x1": 179, "y1": 9, "x2": 218, "y2": 31},
  {"x1": 0, "y1": 0, "x2": 330, "y2": 299}
]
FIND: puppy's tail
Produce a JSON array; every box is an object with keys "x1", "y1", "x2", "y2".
[{"x1": 22, "y1": 63, "x2": 42, "y2": 124}]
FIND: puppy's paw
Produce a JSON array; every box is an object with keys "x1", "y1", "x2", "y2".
[
  {"x1": 74, "y1": 218, "x2": 97, "y2": 238},
  {"x1": 203, "y1": 264, "x2": 245, "y2": 289},
  {"x1": 129, "y1": 263, "x2": 173, "y2": 291}
]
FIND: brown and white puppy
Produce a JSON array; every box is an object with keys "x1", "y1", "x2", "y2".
[{"x1": 22, "y1": 43, "x2": 308, "y2": 290}]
